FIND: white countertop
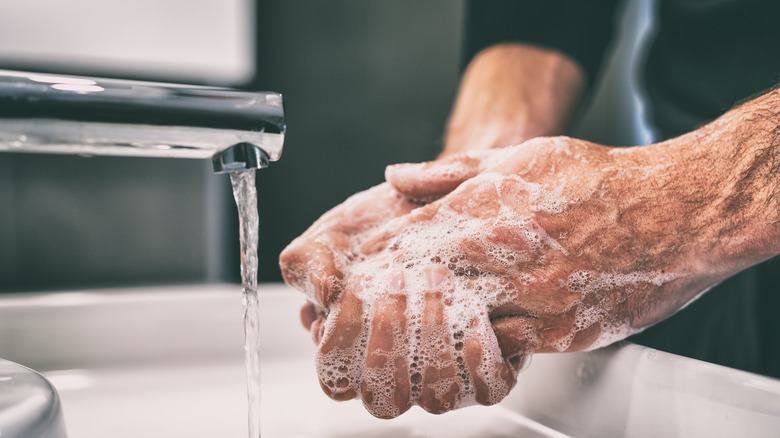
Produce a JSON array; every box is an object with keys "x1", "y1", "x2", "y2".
[{"x1": 1, "y1": 284, "x2": 779, "y2": 437}]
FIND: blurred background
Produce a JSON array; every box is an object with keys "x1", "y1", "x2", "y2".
[{"x1": 0, "y1": 0, "x2": 653, "y2": 292}]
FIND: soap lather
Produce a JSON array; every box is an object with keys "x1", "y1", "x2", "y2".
[{"x1": 0, "y1": 70, "x2": 285, "y2": 173}]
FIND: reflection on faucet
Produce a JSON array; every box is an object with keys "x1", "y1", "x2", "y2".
[{"x1": 0, "y1": 70, "x2": 285, "y2": 173}]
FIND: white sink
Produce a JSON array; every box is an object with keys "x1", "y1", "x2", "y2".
[{"x1": 1, "y1": 284, "x2": 779, "y2": 437}]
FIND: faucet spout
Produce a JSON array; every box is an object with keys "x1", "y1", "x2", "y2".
[
  {"x1": 212, "y1": 143, "x2": 270, "y2": 174},
  {"x1": 0, "y1": 70, "x2": 285, "y2": 173}
]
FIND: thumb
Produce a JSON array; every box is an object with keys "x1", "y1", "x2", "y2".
[
  {"x1": 385, "y1": 152, "x2": 488, "y2": 200},
  {"x1": 386, "y1": 147, "x2": 523, "y2": 200}
]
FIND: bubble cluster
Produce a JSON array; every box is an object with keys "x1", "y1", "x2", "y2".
[
  {"x1": 564, "y1": 270, "x2": 682, "y2": 350},
  {"x1": 284, "y1": 169, "x2": 682, "y2": 417},
  {"x1": 298, "y1": 174, "x2": 577, "y2": 413},
  {"x1": 315, "y1": 303, "x2": 368, "y2": 396}
]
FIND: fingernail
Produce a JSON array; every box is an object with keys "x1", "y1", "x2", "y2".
[
  {"x1": 386, "y1": 162, "x2": 424, "y2": 182},
  {"x1": 390, "y1": 271, "x2": 405, "y2": 290},
  {"x1": 352, "y1": 274, "x2": 367, "y2": 294},
  {"x1": 310, "y1": 270, "x2": 325, "y2": 304},
  {"x1": 424, "y1": 265, "x2": 449, "y2": 288},
  {"x1": 508, "y1": 354, "x2": 532, "y2": 373},
  {"x1": 388, "y1": 162, "x2": 422, "y2": 173},
  {"x1": 312, "y1": 317, "x2": 326, "y2": 344}
]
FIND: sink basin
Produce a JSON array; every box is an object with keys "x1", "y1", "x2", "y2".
[
  {"x1": 1, "y1": 284, "x2": 779, "y2": 437},
  {"x1": 0, "y1": 359, "x2": 67, "y2": 438}
]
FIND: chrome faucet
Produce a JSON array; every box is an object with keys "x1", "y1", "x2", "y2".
[{"x1": 0, "y1": 70, "x2": 285, "y2": 173}]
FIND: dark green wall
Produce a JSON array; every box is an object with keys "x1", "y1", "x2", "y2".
[{"x1": 0, "y1": 1, "x2": 464, "y2": 291}]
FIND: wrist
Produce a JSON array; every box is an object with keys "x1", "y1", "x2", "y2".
[{"x1": 443, "y1": 44, "x2": 585, "y2": 157}]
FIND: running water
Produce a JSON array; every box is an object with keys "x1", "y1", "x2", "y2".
[{"x1": 230, "y1": 170, "x2": 262, "y2": 438}]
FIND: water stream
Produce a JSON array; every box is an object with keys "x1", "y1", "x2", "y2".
[{"x1": 230, "y1": 169, "x2": 262, "y2": 438}]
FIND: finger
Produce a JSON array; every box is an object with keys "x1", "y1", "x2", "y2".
[
  {"x1": 417, "y1": 290, "x2": 460, "y2": 414},
  {"x1": 279, "y1": 238, "x2": 309, "y2": 290},
  {"x1": 385, "y1": 146, "x2": 525, "y2": 201},
  {"x1": 326, "y1": 183, "x2": 418, "y2": 235},
  {"x1": 491, "y1": 302, "x2": 581, "y2": 355},
  {"x1": 310, "y1": 316, "x2": 326, "y2": 345},
  {"x1": 507, "y1": 354, "x2": 532, "y2": 375},
  {"x1": 417, "y1": 266, "x2": 460, "y2": 414},
  {"x1": 361, "y1": 271, "x2": 412, "y2": 419},
  {"x1": 279, "y1": 238, "x2": 340, "y2": 300},
  {"x1": 566, "y1": 321, "x2": 603, "y2": 352},
  {"x1": 315, "y1": 282, "x2": 367, "y2": 401},
  {"x1": 280, "y1": 237, "x2": 344, "y2": 307},
  {"x1": 280, "y1": 183, "x2": 414, "y2": 303},
  {"x1": 535, "y1": 306, "x2": 580, "y2": 353},
  {"x1": 491, "y1": 316, "x2": 544, "y2": 358},
  {"x1": 300, "y1": 302, "x2": 318, "y2": 330},
  {"x1": 358, "y1": 207, "x2": 431, "y2": 257},
  {"x1": 385, "y1": 154, "x2": 486, "y2": 200},
  {"x1": 308, "y1": 241, "x2": 344, "y2": 306},
  {"x1": 463, "y1": 312, "x2": 517, "y2": 407}
]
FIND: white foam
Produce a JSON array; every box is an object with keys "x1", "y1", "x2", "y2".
[
  {"x1": 563, "y1": 270, "x2": 683, "y2": 349},
  {"x1": 284, "y1": 168, "x2": 685, "y2": 417}
]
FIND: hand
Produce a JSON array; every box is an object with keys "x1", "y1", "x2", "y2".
[
  {"x1": 281, "y1": 187, "x2": 525, "y2": 418},
  {"x1": 279, "y1": 182, "x2": 418, "y2": 330},
  {"x1": 279, "y1": 158, "x2": 529, "y2": 418},
  {"x1": 281, "y1": 136, "x2": 715, "y2": 419},
  {"x1": 282, "y1": 85, "x2": 780, "y2": 419},
  {"x1": 383, "y1": 137, "x2": 718, "y2": 357}
]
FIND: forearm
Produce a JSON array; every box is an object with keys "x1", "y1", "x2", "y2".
[
  {"x1": 443, "y1": 44, "x2": 586, "y2": 157},
  {"x1": 695, "y1": 85, "x2": 780, "y2": 274},
  {"x1": 626, "y1": 85, "x2": 780, "y2": 321}
]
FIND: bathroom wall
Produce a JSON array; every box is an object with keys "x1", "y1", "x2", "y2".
[
  {"x1": 0, "y1": 0, "x2": 652, "y2": 291},
  {"x1": 0, "y1": 0, "x2": 254, "y2": 291},
  {"x1": 0, "y1": 0, "x2": 466, "y2": 290}
]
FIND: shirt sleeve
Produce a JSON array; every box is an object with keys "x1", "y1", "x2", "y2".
[{"x1": 462, "y1": 0, "x2": 621, "y2": 85}]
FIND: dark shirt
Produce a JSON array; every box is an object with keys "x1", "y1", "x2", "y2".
[
  {"x1": 645, "y1": 0, "x2": 780, "y2": 138},
  {"x1": 464, "y1": 0, "x2": 780, "y2": 378}
]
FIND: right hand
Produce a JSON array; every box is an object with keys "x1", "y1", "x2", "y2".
[{"x1": 281, "y1": 136, "x2": 720, "y2": 419}]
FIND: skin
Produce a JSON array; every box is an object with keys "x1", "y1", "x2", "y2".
[
  {"x1": 280, "y1": 44, "x2": 780, "y2": 418},
  {"x1": 443, "y1": 44, "x2": 586, "y2": 157}
]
